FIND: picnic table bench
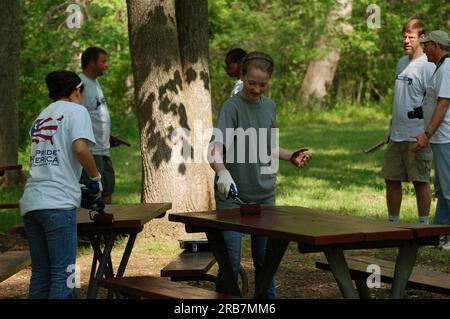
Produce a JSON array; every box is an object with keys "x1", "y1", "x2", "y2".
[
  {"x1": 0, "y1": 250, "x2": 31, "y2": 284},
  {"x1": 98, "y1": 276, "x2": 238, "y2": 299},
  {"x1": 160, "y1": 238, "x2": 249, "y2": 295},
  {"x1": 316, "y1": 256, "x2": 450, "y2": 297}
]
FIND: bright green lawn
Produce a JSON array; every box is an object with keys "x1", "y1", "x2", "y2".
[
  {"x1": 276, "y1": 106, "x2": 428, "y2": 222},
  {"x1": 0, "y1": 105, "x2": 437, "y2": 233}
]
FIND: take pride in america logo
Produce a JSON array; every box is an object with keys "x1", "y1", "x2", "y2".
[{"x1": 31, "y1": 115, "x2": 64, "y2": 145}]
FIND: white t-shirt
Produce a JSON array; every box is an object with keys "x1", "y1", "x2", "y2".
[
  {"x1": 230, "y1": 79, "x2": 243, "y2": 97},
  {"x1": 423, "y1": 58, "x2": 450, "y2": 144},
  {"x1": 390, "y1": 54, "x2": 435, "y2": 142},
  {"x1": 79, "y1": 73, "x2": 111, "y2": 156},
  {"x1": 20, "y1": 101, "x2": 96, "y2": 215}
]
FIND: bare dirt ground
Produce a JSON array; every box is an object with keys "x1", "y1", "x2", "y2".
[{"x1": 1, "y1": 230, "x2": 449, "y2": 299}]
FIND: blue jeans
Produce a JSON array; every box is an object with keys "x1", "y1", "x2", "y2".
[
  {"x1": 215, "y1": 231, "x2": 276, "y2": 299},
  {"x1": 23, "y1": 208, "x2": 77, "y2": 299},
  {"x1": 431, "y1": 143, "x2": 450, "y2": 225}
]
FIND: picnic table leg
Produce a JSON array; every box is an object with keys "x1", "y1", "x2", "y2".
[
  {"x1": 116, "y1": 231, "x2": 139, "y2": 278},
  {"x1": 87, "y1": 234, "x2": 116, "y2": 299},
  {"x1": 106, "y1": 255, "x2": 115, "y2": 299},
  {"x1": 87, "y1": 235, "x2": 102, "y2": 297},
  {"x1": 323, "y1": 247, "x2": 359, "y2": 299},
  {"x1": 206, "y1": 230, "x2": 242, "y2": 297},
  {"x1": 254, "y1": 238, "x2": 289, "y2": 299},
  {"x1": 354, "y1": 278, "x2": 371, "y2": 299},
  {"x1": 389, "y1": 241, "x2": 419, "y2": 299},
  {"x1": 110, "y1": 232, "x2": 139, "y2": 299}
]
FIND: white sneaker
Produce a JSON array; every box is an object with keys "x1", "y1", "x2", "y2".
[
  {"x1": 441, "y1": 240, "x2": 450, "y2": 251},
  {"x1": 437, "y1": 235, "x2": 450, "y2": 249}
]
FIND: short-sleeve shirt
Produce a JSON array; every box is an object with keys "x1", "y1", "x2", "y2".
[
  {"x1": 390, "y1": 54, "x2": 435, "y2": 142},
  {"x1": 230, "y1": 79, "x2": 243, "y2": 97},
  {"x1": 20, "y1": 101, "x2": 96, "y2": 215},
  {"x1": 79, "y1": 73, "x2": 111, "y2": 156},
  {"x1": 423, "y1": 58, "x2": 450, "y2": 144},
  {"x1": 212, "y1": 94, "x2": 277, "y2": 209}
]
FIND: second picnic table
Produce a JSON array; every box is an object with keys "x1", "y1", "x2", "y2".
[{"x1": 169, "y1": 205, "x2": 450, "y2": 299}]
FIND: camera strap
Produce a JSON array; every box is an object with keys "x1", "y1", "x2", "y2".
[
  {"x1": 419, "y1": 55, "x2": 449, "y2": 104},
  {"x1": 431, "y1": 54, "x2": 449, "y2": 78}
]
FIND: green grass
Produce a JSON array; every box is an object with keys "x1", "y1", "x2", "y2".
[
  {"x1": 0, "y1": 105, "x2": 439, "y2": 232},
  {"x1": 276, "y1": 105, "x2": 433, "y2": 223}
]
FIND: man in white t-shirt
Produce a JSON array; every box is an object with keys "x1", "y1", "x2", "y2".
[
  {"x1": 79, "y1": 46, "x2": 115, "y2": 204},
  {"x1": 381, "y1": 19, "x2": 436, "y2": 225},
  {"x1": 225, "y1": 48, "x2": 247, "y2": 96},
  {"x1": 412, "y1": 30, "x2": 450, "y2": 248}
]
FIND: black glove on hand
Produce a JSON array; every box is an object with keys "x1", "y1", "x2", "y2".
[{"x1": 81, "y1": 183, "x2": 105, "y2": 213}]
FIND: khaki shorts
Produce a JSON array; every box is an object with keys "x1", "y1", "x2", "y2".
[
  {"x1": 80, "y1": 155, "x2": 115, "y2": 196},
  {"x1": 380, "y1": 141, "x2": 432, "y2": 182}
]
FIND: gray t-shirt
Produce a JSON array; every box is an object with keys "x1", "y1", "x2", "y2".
[
  {"x1": 79, "y1": 73, "x2": 111, "y2": 156},
  {"x1": 390, "y1": 54, "x2": 435, "y2": 142},
  {"x1": 213, "y1": 94, "x2": 277, "y2": 209}
]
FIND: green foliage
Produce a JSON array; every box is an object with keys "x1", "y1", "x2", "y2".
[
  {"x1": 209, "y1": 0, "x2": 334, "y2": 111},
  {"x1": 19, "y1": 0, "x2": 132, "y2": 149},
  {"x1": 338, "y1": 0, "x2": 449, "y2": 106},
  {"x1": 208, "y1": 0, "x2": 449, "y2": 112},
  {"x1": 17, "y1": 0, "x2": 450, "y2": 147}
]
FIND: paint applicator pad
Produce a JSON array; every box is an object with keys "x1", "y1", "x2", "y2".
[{"x1": 240, "y1": 203, "x2": 262, "y2": 216}]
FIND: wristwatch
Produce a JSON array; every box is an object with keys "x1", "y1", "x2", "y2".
[{"x1": 424, "y1": 130, "x2": 433, "y2": 139}]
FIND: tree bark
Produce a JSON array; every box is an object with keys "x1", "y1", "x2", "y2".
[
  {"x1": 175, "y1": 0, "x2": 215, "y2": 211},
  {"x1": 0, "y1": 0, "x2": 21, "y2": 185},
  {"x1": 127, "y1": 0, "x2": 213, "y2": 237},
  {"x1": 297, "y1": 0, "x2": 352, "y2": 108}
]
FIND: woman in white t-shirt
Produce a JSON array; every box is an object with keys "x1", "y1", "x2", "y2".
[{"x1": 20, "y1": 71, "x2": 102, "y2": 299}]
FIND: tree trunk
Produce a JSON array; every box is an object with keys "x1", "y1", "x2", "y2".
[
  {"x1": 175, "y1": 0, "x2": 215, "y2": 211},
  {"x1": 297, "y1": 0, "x2": 352, "y2": 108},
  {"x1": 127, "y1": 0, "x2": 213, "y2": 239},
  {"x1": 0, "y1": 1, "x2": 20, "y2": 185}
]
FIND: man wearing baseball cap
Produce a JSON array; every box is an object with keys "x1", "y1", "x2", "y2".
[{"x1": 412, "y1": 30, "x2": 450, "y2": 249}]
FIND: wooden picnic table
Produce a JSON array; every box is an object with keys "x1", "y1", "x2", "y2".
[
  {"x1": 169, "y1": 205, "x2": 450, "y2": 299},
  {"x1": 12, "y1": 203, "x2": 171, "y2": 299}
]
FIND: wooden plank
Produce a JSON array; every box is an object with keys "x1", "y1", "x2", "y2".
[
  {"x1": 77, "y1": 203, "x2": 171, "y2": 224},
  {"x1": 0, "y1": 250, "x2": 31, "y2": 283},
  {"x1": 316, "y1": 256, "x2": 450, "y2": 296},
  {"x1": 169, "y1": 206, "x2": 413, "y2": 245},
  {"x1": 396, "y1": 224, "x2": 450, "y2": 238},
  {"x1": 0, "y1": 203, "x2": 19, "y2": 209},
  {"x1": 12, "y1": 203, "x2": 172, "y2": 236},
  {"x1": 160, "y1": 252, "x2": 216, "y2": 278},
  {"x1": 273, "y1": 206, "x2": 414, "y2": 242},
  {"x1": 98, "y1": 276, "x2": 237, "y2": 299},
  {"x1": 0, "y1": 165, "x2": 22, "y2": 176}
]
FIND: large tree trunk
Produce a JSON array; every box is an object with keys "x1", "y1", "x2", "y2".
[
  {"x1": 175, "y1": 0, "x2": 215, "y2": 210},
  {"x1": 127, "y1": 0, "x2": 213, "y2": 239},
  {"x1": 0, "y1": 1, "x2": 21, "y2": 185},
  {"x1": 297, "y1": 0, "x2": 352, "y2": 108}
]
